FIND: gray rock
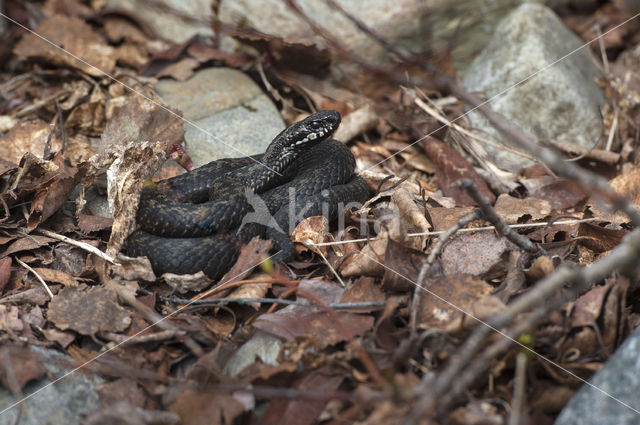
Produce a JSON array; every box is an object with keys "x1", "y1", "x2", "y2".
[
  {"x1": 554, "y1": 325, "x2": 640, "y2": 425},
  {"x1": 154, "y1": 68, "x2": 285, "y2": 167},
  {"x1": 433, "y1": 0, "x2": 543, "y2": 74},
  {"x1": 462, "y1": 2, "x2": 605, "y2": 171},
  {"x1": 105, "y1": 0, "x2": 213, "y2": 43},
  {"x1": 219, "y1": 0, "x2": 432, "y2": 67},
  {"x1": 223, "y1": 330, "x2": 282, "y2": 377},
  {"x1": 0, "y1": 0, "x2": 5, "y2": 37},
  {"x1": 0, "y1": 346, "x2": 104, "y2": 425}
]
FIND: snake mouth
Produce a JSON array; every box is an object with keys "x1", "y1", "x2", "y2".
[{"x1": 294, "y1": 129, "x2": 327, "y2": 146}]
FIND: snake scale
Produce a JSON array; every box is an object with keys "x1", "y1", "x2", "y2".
[{"x1": 126, "y1": 110, "x2": 369, "y2": 280}]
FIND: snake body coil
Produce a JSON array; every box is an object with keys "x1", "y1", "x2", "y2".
[{"x1": 126, "y1": 110, "x2": 369, "y2": 280}]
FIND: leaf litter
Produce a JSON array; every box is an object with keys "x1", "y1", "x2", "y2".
[{"x1": 0, "y1": 1, "x2": 639, "y2": 424}]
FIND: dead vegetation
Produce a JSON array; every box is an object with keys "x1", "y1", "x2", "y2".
[{"x1": 1, "y1": 1, "x2": 640, "y2": 424}]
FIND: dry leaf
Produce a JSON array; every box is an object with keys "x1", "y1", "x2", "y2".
[
  {"x1": 47, "y1": 286, "x2": 131, "y2": 335},
  {"x1": 14, "y1": 15, "x2": 116, "y2": 76}
]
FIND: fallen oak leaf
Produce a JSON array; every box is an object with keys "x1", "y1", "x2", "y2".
[{"x1": 47, "y1": 286, "x2": 131, "y2": 336}]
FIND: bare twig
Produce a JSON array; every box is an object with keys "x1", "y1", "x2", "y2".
[
  {"x1": 14, "y1": 257, "x2": 54, "y2": 300},
  {"x1": 145, "y1": 291, "x2": 389, "y2": 310},
  {"x1": 0, "y1": 196, "x2": 9, "y2": 222},
  {"x1": 302, "y1": 238, "x2": 345, "y2": 286},
  {"x1": 542, "y1": 138, "x2": 619, "y2": 165},
  {"x1": 34, "y1": 228, "x2": 116, "y2": 264},
  {"x1": 313, "y1": 218, "x2": 599, "y2": 247},
  {"x1": 457, "y1": 178, "x2": 544, "y2": 255},
  {"x1": 509, "y1": 353, "x2": 527, "y2": 425}
]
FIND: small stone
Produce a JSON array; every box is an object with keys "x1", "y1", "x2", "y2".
[
  {"x1": 154, "y1": 68, "x2": 285, "y2": 167},
  {"x1": 105, "y1": 0, "x2": 213, "y2": 43},
  {"x1": 554, "y1": 325, "x2": 640, "y2": 425},
  {"x1": 463, "y1": 3, "x2": 605, "y2": 170}
]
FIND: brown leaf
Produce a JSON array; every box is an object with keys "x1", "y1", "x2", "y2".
[
  {"x1": 415, "y1": 274, "x2": 494, "y2": 330},
  {"x1": 427, "y1": 206, "x2": 476, "y2": 231},
  {"x1": 162, "y1": 272, "x2": 212, "y2": 294},
  {"x1": 224, "y1": 25, "x2": 331, "y2": 76},
  {"x1": 382, "y1": 238, "x2": 428, "y2": 291},
  {"x1": 47, "y1": 286, "x2": 131, "y2": 335},
  {"x1": 226, "y1": 281, "x2": 270, "y2": 311},
  {"x1": 391, "y1": 188, "x2": 431, "y2": 234},
  {"x1": 531, "y1": 179, "x2": 588, "y2": 210},
  {"x1": 103, "y1": 143, "x2": 169, "y2": 258},
  {"x1": 340, "y1": 276, "x2": 386, "y2": 313},
  {"x1": 112, "y1": 254, "x2": 157, "y2": 282},
  {"x1": 32, "y1": 267, "x2": 77, "y2": 287},
  {"x1": 493, "y1": 194, "x2": 551, "y2": 224},
  {"x1": 0, "y1": 305, "x2": 23, "y2": 333},
  {"x1": 0, "y1": 345, "x2": 47, "y2": 391},
  {"x1": 610, "y1": 164, "x2": 640, "y2": 204},
  {"x1": 0, "y1": 235, "x2": 56, "y2": 257},
  {"x1": 0, "y1": 287, "x2": 51, "y2": 305},
  {"x1": 170, "y1": 390, "x2": 243, "y2": 425},
  {"x1": 218, "y1": 237, "x2": 273, "y2": 286},
  {"x1": 156, "y1": 58, "x2": 200, "y2": 81},
  {"x1": 263, "y1": 369, "x2": 344, "y2": 425},
  {"x1": 14, "y1": 15, "x2": 115, "y2": 76},
  {"x1": 0, "y1": 257, "x2": 11, "y2": 293},
  {"x1": 420, "y1": 136, "x2": 495, "y2": 206},
  {"x1": 0, "y1": 121, "x2": 52, "y2": 165},
  {"x1": 292, "y1": 216, "x2": 330, "y2": 256},
  {"x1": 446, "y1": 295, "x2": 507, "y2": 333},
  {"x1": 28, "y1": 160, "x2": 82, "y2": 230},
  {"x1": 441, "y1": 232, "x2": 516, "y2": 279},
  {"x1": 77, "y1": 214, "x2": 113, "y2": 233},
  {"x1": 41, "y1": 328, "x2": 75, "y2": 348},
  {"x1": 526, "y1": 255, "x2": 554, "y2": 282},
  {"x1": 562, "y1": 279, "x2": 629, "y2": 359},
  {"x1": 99, "y1": 95, "x2": 184, "y2": 155},
  {"x1": 577, "y1": 222, "x2": 628, "y2": 252},
  {"x1": 253, "y1": 280, "x2": 374, "y2": 347}
]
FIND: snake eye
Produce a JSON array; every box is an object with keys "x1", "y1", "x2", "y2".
[{"x1": 309, "y1": 121, "x2": 322, "y2": 130}]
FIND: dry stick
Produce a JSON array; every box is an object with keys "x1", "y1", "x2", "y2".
[
  {"x1": 313, "y1": 218, "x2": 598, "y2": 247},
  {"x1": 303, "y1": 238, "x2": 345, "y2": 286},
  {"x1": 542, "y1": 138, "x2": 619, "y2": 165},
  {"x1": 410, "y1": 210, "x2": 481, "y2": 337},
  {"x1": 457, "y1": 178, "x2": 544, "y2": 255},
  {"x1": 139, "y1": 288, "x2": 388, "y2": 310},
  {"x1": 35, "y1": 228, "x2": 116, "y2": 264},
  {"x1": 509, "y1": 353, "x2": 528, "y2": 425},
  {"x1": 14, "y1": 257, "x2": 54, "y2": 300},
  {"x1": 0, "y1": 196, "x2": 9, "y2": 222},
  {"x1": 55, "y1": 101, "x2": 67, "y2": 155}
]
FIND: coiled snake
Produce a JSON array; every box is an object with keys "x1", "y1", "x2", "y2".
[{"x1": 126, "y1": 110, "x2": 369, "y2": 279}]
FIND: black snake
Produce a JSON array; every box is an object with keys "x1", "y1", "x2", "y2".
[{"x1": 126, "y1": 110, "x2": 369, "y2": 279}]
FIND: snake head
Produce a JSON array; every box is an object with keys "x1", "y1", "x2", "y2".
[
  {"x1": 264, "y1": 110, "x2": 341, "y2": 173},
  {"x1": 285, "y1": 110, "x2": 341, "y2": 148}
]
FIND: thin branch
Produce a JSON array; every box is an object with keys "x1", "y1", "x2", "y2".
[
  {"x1": 14, "y1": 257, "x2": 54, "y2": 300},
  {"x1": 457, "y1": 178, "x2": 544, "y2": 255},
  {"x1": 313, "y1": 218, "x2": 599, "y2": 247},
  {"x1": 35, "y1": 228, "x2": 116, "y2": 264}
]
